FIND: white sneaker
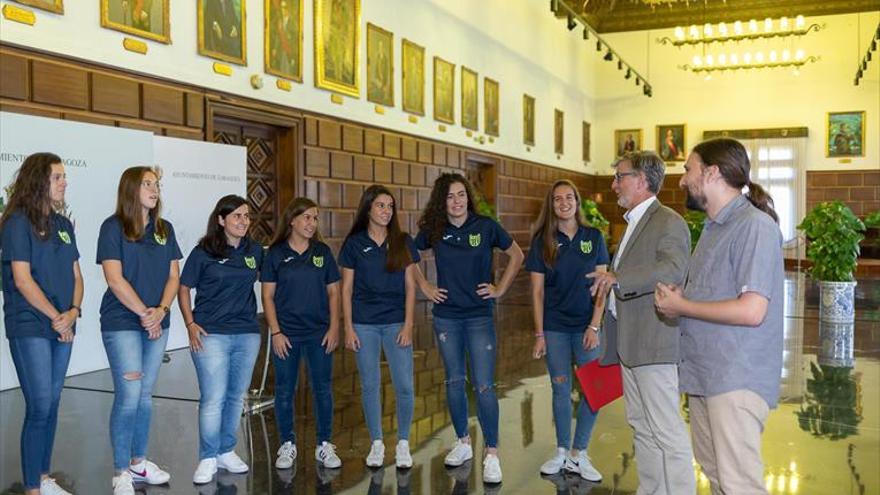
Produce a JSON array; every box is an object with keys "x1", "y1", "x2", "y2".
[
  {"x1": 444, "y1": 439, "x2": 473, "y2": 467},
  {"x1": 193, "y1": 458, "x2": 217, "y2": 484},
  {"x1": 275, "y1": 441, "x2": 297, "y2": 469},
  {"x1": 128, "y1": 459, "x2": 170, "y2": 485},
  {"x1": 315, "y1": 441, "x2": 342, "y2": 469},
  {"x1": 482, "y1": 454, "x2": 502, "y2": 484},
  {"x1": 563, "y1": 454, "x2": 580, "y2": 473},
  {"x1": 365, "y1": 439, "x2": 385, "y2": 467},
  {"x1": 218, "y1": 450, "x2": 249, "y2": 474},
  {"x1": 111, "y1": 471, "x2": 135, "y2": 495},
  {"x1": 39, "y1": 478, "x2": 71, "y2": 495},
  {"x1": 395, "y1": 440, "x2": 413, "y2": 468},
  {"x1": 575, "y1": 451, "x2": 602, "y2": 482},
  {"x1": 540, "y1": 447, "x2": 567, "y2": 475}
]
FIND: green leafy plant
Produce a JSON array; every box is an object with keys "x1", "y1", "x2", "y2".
[
  {"x1": 580, "y1": 199, "x2": 609, "y2": 237},
  {"x1": 475, "y1": 196, "x2": 498, "y2": 222},
  {"x1": 683, "y1": 210, "x2": 706, "y2": 252},
  {"x1": 865, "y1": 210, "x2": 880, "y2": 228},
  {"x1": 795, "y1": 362, "x2": 861, "y2": 440},
  {"x1": 797, "y1": 201, "x2": 865, "y2": 282}
]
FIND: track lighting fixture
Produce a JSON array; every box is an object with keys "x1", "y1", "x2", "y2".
[
  {"x1": 625, "y1": 68, "x2": 632, "y2": 79},
  {"x1": 596, "y1": 40, "x2": 602, "y2": 52},
  {"x1": 567, "y1": 15, "x2": 576, "y2": 31},
  {"x1": 603, "y1": 50, "x2": 613, "y2": 61},
  {"x1": 583, "y1": 28, "x2": 589, "y2": 40}
]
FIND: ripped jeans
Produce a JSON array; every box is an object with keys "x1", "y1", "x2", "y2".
[
  {"x1": 433, "y1": 316, "x2": 499, "y2": 448},
  {"x1": 544, "y1": 330, "x2": 600, "y2": 451}
]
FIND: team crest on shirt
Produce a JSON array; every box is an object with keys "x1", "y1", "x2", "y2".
[
  {"x1": 57, "y1": 230, "x2": 71, "y2": 244},
  {"x1": 244, "y1": 256, "x2": 256, "y2": 269},
  {"x1": 153, "y1": 233, "x2": 167, "y2": 246},
  {"x1": 580, "y1": 240, "x2": 593, "y2": 254},
  {"x1": 468, "y1": 233, "x2": 481, "y2": 247},
  {"x1": 312, "y1": 256, "x2": 324, "y2": 268}
]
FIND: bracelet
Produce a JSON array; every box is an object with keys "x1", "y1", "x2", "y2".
[
  {"x1": 161, "y1": 305, "x2": 170, "y2": 314},
  {"x1": 534, "y1": 332, "x2": 545, "y2": 339},
  {"x1": 185, "y1": 321, "x2": 195, "y2": 328},
  {"x1": 587, "y1": 325, "x2": 600, "y2": 333},
  {"x1": 69, "y1": 305, "x2": 82, "y2": 318},
  {"x1": 271, "y1": 331, "x2": 282, "y2": 337}
]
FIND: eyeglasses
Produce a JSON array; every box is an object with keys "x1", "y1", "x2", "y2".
[{"x1": 613, "y1": 171, "x2": 639, "y2": 181}]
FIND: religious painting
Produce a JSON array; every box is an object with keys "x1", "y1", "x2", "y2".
[
  {"x1": 461, "y1": 67, "x2": 478, "y2": 131},
  {"x1": 264, "y1": 0, "x2": 302, "y2": 81},
  {"x1": 554, "y1": 109, "x2": 564, "y2": 155},
  {"x1": 13, "y1": 0, "x2": 63, "y2": 14},
  {"x1": 523, "y1": 94, "x2": 535, "y2": 146},
  {"x1": 401, "y1": 39, "x2": 425, "y2": 115},
  {"x1": 314, "y1": 0, "x2": 360, "y2": 97},
  {"x1": 614, "y1": 129, "x2": 642, "y2": 158},
  {"x1": 198, "y1": 0, "x2": 246, "y2": 65},
  {"x1": 366, "y1": 23, "x2": 393, "y2": 106},
  {"x1": 656, "y1": 124, "x2": 686, "y2": 162},
  {"x1": 484, "y1": 77, "x2": 499, "y2": 137},
  {"x1": 101, "y1": 0, "x2": 170, "y2": 43},
  {"x1": 827, "y1": 111, "x2": 865, "y2": 157},
  {"x1": 433, "y1": 56, "x2": 455, "y2": 124},
  {"x1": 583, "y1": 121, "x2": 591, "y2": 162}
]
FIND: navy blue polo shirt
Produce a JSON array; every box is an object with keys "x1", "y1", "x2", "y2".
[
  {"x1": 525, "y1": 226, "x2": 609, "y2": 333},
  {"x1": 96, "y1": 215, "x2": 183, "y2": 332},
  {"x1": 2, "y1": 212, "x2": 80, "y2": 339},
  {"x1": 338, "y1": 231, "x2": 421, "y2": 324},
  {"x1": 261, "y1": 241, "x2": 340, "y2": 341},
  {"x1": 180, "y1": 237, "x2": 263, "y2": 334},
  {"x1": 415, "y1": 214, "x2": 513, "y2": 319}
]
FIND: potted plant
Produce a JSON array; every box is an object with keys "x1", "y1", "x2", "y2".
[
  {"x1": 580, "y1": 199, "x2": 609, "y2": 237},
  {"x1": 797, "y1": 201, "x2": 865, "y2": 323},
  {"x1": 683, "y1": 210, "x2": 706, "y2": 253}
]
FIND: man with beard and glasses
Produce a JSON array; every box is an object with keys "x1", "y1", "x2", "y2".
[{"x1": 654, "y1": 138, "x2": 783, "y2": 495}]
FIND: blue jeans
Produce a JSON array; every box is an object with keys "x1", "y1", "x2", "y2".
[
  {"x1": 191, "y1": 333, "x2": 261, "y2": 460},
  {"x1": 8, "y1": 337, "x2": 72, "y2": 489},
  {"x1": 273, "y1": 339, "x2": 333, "y2": 445},
  {"x1": 353, "y1": 323, "x2": 414, "y2": 441},
  {"x1": 102, "y1": 329, "x2": 169, "y2": 471},
  {"x1": 544, "y1": 331, "x2": 600, "y2": 451},
  {"x1": 433, "y1": 316, "x2": 499, "y2": 448}
]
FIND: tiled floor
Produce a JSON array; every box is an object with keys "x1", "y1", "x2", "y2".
[{"x1": 1, "y1": 272, "x2": 877, "y2": 494}]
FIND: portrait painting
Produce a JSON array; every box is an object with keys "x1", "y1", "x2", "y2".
[
  {"x1": 827, "y1": 111, "x2": 865, "y2": 157},
  {"x1": 198, "y1": 0, "x2": 246, "y2": 65},
  {"x1": 484, "y1": 78, "x2": 499, "y2": 137},
  {"x1": 461, "y1": 67, "x2": 478, "y2": 131},
  {"x1": 433, "y1": 56, "x2": 455, "y2": 124},
  {"x1": 523, "y1": 94, "x2": 535, "y2": 146},
  {"x1": 101, "y1": 0, "x2": 170, "y2": 43},
  {"x1": 14, "y1": 0, "x2": 63, "y2": 14},
  {"x1": 264, "y1": 0, "x2": 302, "y2": 81},
  {"x1": 366, "y1": 23, "x2": 393, "y2": 106},
  {"x1": 656, "y1": 124, "x2": 686, "y2": 162},
  {"x1": 614, "y1": 129, "x2": 643, "y2": 158},
  {"x1": 583, "y1": 121, "x2": 591, "y2": 162},
  {"x1": 554, "y1": 109, "x2": 564, "y2": 155},
  {"x1": 401, "y1": 39, "x2": 425, "y2": 115},
  {"x1": 314, "y1": 0, "x2": 361, "y2": 97}
]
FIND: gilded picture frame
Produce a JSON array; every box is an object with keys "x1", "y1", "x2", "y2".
[
  {"x1": 198, "y1": 0, "x2": 247, "y2": 65},
  {"x1": 583, "y1": 121, "x2": 591, "y2": 162},
  {"x1": 826, "y1": 111, "x2": 865, "y2": 158},
  {"x1": 366, "y1": 23, "x2": 394, "y2": 107},
  {"x1": 461, "y1": 67, "x2": 478, "y2": 131},
  {"x1": 554, "y1": 109, "x2": 564, "y2": 155},
  {"x1": 433, "y1": 56, "x2": 455, "y2": 124},
  {"x1": 13, "y1": 0, "x2": 63, "y2": 14},
  {"x1": 264, "y1": 0, "x2": 303, "y2": 81},
  {"x1": 523, "y1": 94, "x2": 535, "y2": 146},
  {"x1": 401, "y1": 39, "x2": 425, "y2": 116},
  {"x1": 484, "y1": 77, "x2": 499, "y2": 137},
  {"x1": 100, "y1": 0, "x2": 170, "y2": 43},
  {"x1": 614, "y1": 129, "x2": 643, "y2": 158},
  {"x1": 314, "y1": 0, "x2": 361, "y2": 97},
  {"x1": 656, "y1": 124, "x2": 686, "y2": 162}
]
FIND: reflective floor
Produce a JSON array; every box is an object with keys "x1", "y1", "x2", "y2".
[{"x1": 1, "y1": 272, "x2": 877, "y2": 494}]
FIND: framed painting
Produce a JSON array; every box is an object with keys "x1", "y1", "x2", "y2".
[
  {"x1": 13, "y1": 0, "x2": 63, "y2": 14},
  {"x1": 614, "y1": 129, "x2": 643, "y2": 158},
  {"x1": 523, "y1": 94, "x2": 535, "y2": 146},
  {"x1": 827, "y1": 111, "x2": 865, "y2": 157},
  {"x1": 461, "y1": 67, "x2": 478, "y2": 131},
  {"x1": 314, "y1": 0, "x2": 360, "y2": 97},
  {"x1": 583, "y1": 121, "x2": 591, "y2": 162},
  {"x1": 264, "y1": 0, "x2": 303, "y2": 81},
  {"x1": 101, "y1": 0, "x2": 169, "y2": 43},
  {"x1": 401, "y1": 39, "x2": 425, "y2": 115},
  {"x1": 656, "y1": 124, "x2": 686, "y2": 162},
  {"x1": 433, "y1": 56, "x2": 455, "y2": 124},
  {"x1": 484, "y1": 77, "x2": 499, "y2": 137},
  {"x1": 198, "y1": 0, "x2": 246, "y2": 65},
  {"x1": 366, "y1": 23, "x2": 393, "y2": 106},
  {"x1": 554, "y1": 109, "x2": 564, "y2": 155}
]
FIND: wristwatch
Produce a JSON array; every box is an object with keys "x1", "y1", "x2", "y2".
[
  {"x1": 587, "y1": 325, "x2": 600, "y2": 334},
  {"x1": 161, "y1": 305, "x2": 170, "y2": 314}
]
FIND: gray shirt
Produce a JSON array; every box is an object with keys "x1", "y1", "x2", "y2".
[{"x1": 679, "y1": 195, "x2": 784, "y2": 408}]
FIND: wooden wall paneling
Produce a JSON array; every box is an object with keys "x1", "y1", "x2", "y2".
[
  {"x1": 364, "y1": 128, "x2": 383, "y2": 155},
  {"x1": 384, "y1": 133, "x2": 401, "y2": 159},
  {"x1": 142, "y1": 84, "x2": 185, "y2": 125},
  {"x1": 330, "y1": 152, "x2": 353, "y2": 179},
  {"x1": 374, "y1": 159, "x2": 392, "y2": 183},
  {"x1": 0, "y1": 101, "x2": 60, "y2": 119},
  {"x1": 0, "y1": 51, "x2": 28, "y2": 100},
  {"x1": 353, "y1": 156, "x2": 373, "y2": 182},
  {"x1": 305, "y1": 117, "x2": 319, "y2": 146},
  {"x1": 342, "y1": 124, "x2": 364, "y2": 153},
  {"x1": 417, "y1": 140, "x2": 432, "y2": 164},
  {"x1": 318, "y1": 119, "x2": 342, "y2": 149},
  {"x1": 401, "y1": 137, "x2": 418, "y2": 161},
  {"x1": 91, "y1": 73, "x2": 139, "y2": 117},
  {"x1": 185, "y1": 93, "x2": 205, "y2": 129},
  {"x1": 61, "y1": 111, "x2": 116, "y2": 127},
  {"x1": 31, "y1": 60, "x2": 88, "y2": 110},
  {"x1": 306, "y1": 148, "x2": 330, "y2": 177}
]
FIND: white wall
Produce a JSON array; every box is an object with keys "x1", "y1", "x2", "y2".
[{"x1": 0, "y1": 0, "x2": 607, "y2": 173}]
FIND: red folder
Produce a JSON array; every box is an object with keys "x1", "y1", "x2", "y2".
[{"x1": 576, "y1": 359, "x2": 623, "y2": 412}]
